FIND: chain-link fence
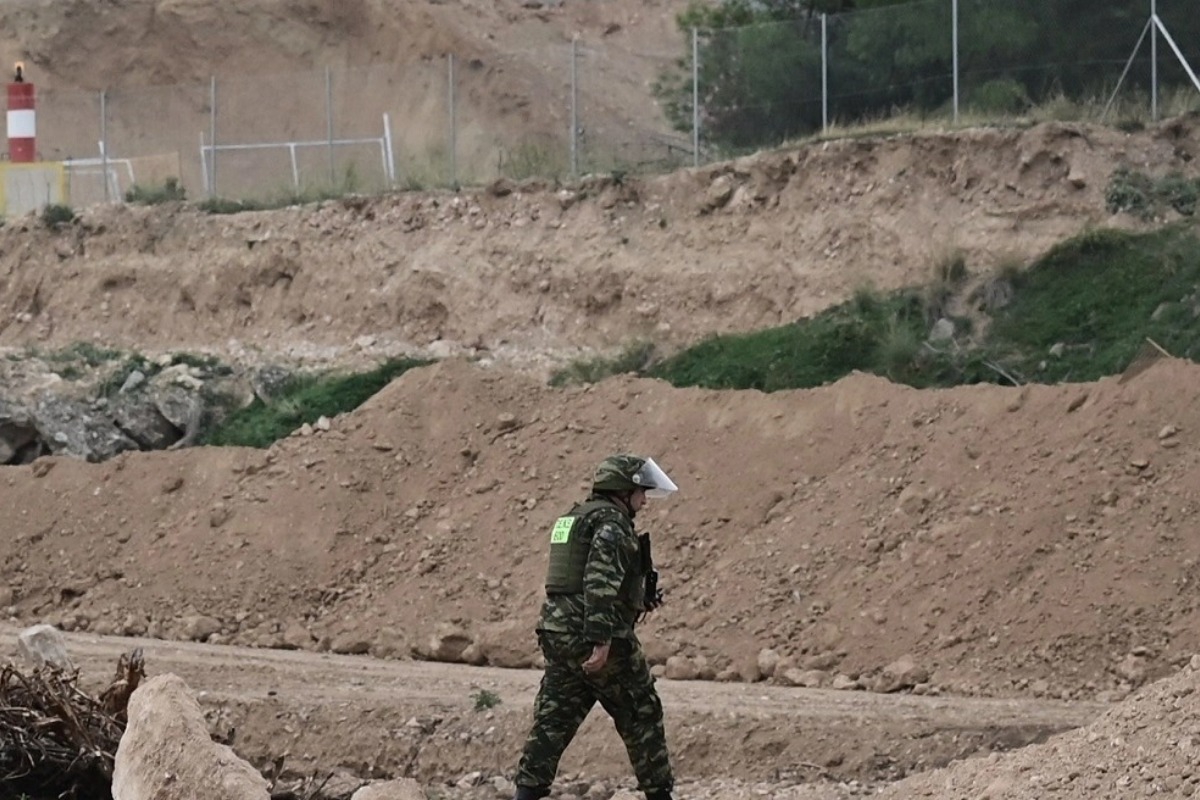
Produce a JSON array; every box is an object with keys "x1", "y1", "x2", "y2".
[{"x1": 6, "y1": 0, "x2": 1200, "y2": 210}]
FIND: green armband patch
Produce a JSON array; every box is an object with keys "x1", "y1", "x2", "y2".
[{"x1": 550, "y1": 516, "x2": 576, "y2": 544}]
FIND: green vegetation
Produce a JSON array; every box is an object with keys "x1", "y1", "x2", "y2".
[
  {"x1": 550, "y1": 341, "x2": 656, "y2": 387},
  {"x1": 471, "y1": 688, "x2": 502, "y2": 711},
  {"x1": 1106, "y1": 168, "x2": 1200, "y2": 220},
  {"x1": 44, "y1": 342, "x2": 123, "y2": 368},
  {"x1": 604, "y1": 224, "x2": 1200, "y2": 392},
  {"x1": 41, "y1": 203, "x2": 77, "y2": 229},
  {"x1": 125, "y1": 177, "x2": 187, "y2": 205},
  {"x1": 201, "y1": 357, "x2": 431, "y2": 448},
  {"x1": 97, "y1": 354, "x2": 163, "y2": 397},
  {"x1": 656, "y1": 0, "x2": 1200, "y2": 152}
]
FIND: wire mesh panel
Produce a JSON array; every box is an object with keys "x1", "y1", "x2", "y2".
[
  {"x1": 690, "y1": 17, "x2": 825, "y2": 157},
  {"x1": 364, "y1": 56, "x2": 451, "y2": 191},
  {"x1": 824, "y1": 0, "x2": 951, "y2": 127},
  {"x1": 204, "y1": 70, "x2": 328, "y2": 200},
  {"x1": 576, "y1": 38, "x2": 688, "y2": 175},
  {"x1": 104, "y1": 81, "x2": 207, "y2": 203},
  {"x1": 454, "y1": 45, "x2": 571, "y2": 185}
]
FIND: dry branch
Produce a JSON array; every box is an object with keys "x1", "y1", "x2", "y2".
[{"x1": 0, "y1": 648, "x2": 143, "y2": 800}]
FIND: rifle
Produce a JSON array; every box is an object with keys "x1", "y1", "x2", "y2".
[{"x1": 638, "y1": 532, "x2": 664, "y2": 622}]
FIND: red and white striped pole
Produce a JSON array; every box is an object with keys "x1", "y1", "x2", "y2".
[{"x1": 7, "y1": 62, "x2": 36, "y2": 163}]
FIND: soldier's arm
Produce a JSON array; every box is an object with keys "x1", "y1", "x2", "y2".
[{"x1": 581, "y1": 520, "x2": 628, "y2": 643}]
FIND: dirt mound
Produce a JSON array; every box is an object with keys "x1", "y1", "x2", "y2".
[
  {"x1": 2, "y1": 354, "x2": 1197, "y2": 703},
  {"x1": 880, "y1": 657, "x2": 1200, "y2": 798},
  {"x1": 3, "y1": 119, "x2": 1198, "y2": 373}
]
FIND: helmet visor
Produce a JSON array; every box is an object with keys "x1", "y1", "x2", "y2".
[{"x1": 633, "y1": 457, "x2": 678, "y2": 498}]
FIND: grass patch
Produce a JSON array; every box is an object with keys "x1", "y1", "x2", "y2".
[
  {"x1": 46, "y1": 342, "x2": 124, "y2": 368},
  {"x1": 41, "y1": 204, "x2": 77, "y2": 229},
  {"x1": 647, "y1": 224, "x2": 1200, "y2": 391},
  {"x1": 549, "y1": 341, "x2": 656, "y2": 387},
  {"x1": 471, "y1": 688, "x2": 501, "y2": 711},
  {"x1": 1106, "y1": 168, "x2": 1200, "y2": 220},
  {"x1": 125, "y1": 177, "x2": 186, "y2": 205},
  {"x1": 202, "y1": 357, "x2": 431, "y2": 448}
]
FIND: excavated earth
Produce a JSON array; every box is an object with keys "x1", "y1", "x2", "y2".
[{"x1": 4, "y1": 67, "x2": 1200, "y2": 799}]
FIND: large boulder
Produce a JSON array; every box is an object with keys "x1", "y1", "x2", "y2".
[
  {"x1": 112, "y1": 674, "x2": 270, "y2": 800},
  {"x1": 33, "y1": 392, "x2": 138, "y2": 462}
]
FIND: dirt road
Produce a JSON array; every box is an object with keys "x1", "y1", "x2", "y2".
[{"x1": 4, "y1": 625, "x2": 1108, "y2": 795}]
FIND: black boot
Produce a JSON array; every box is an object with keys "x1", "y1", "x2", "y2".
[
  {"x1": 513, "y1": 787, "x2": 550, "y2": 800},
  {"x1": 645, "y1": 791, "x2": 674, "y2": 800}
]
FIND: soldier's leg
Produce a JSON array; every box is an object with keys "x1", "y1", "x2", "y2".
[
  {"x1": 515, "y1": 633, "x2": 597, "y2": 794},
  {"x1": 594, "y1": 638, "x2": 674, "y2": 799}
]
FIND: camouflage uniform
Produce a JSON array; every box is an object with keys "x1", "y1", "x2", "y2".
[{"x1": 515, "y1": 492, "x2": 674, "y2": 800}]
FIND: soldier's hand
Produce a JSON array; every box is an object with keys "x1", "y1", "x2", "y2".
[{"x1": 582, "y1": 641, "x2": 611, "y2": 674}]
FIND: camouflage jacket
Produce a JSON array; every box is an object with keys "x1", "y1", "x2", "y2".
[{"x1": 537, "y1": 494, "x2": 646, "y2": 642}]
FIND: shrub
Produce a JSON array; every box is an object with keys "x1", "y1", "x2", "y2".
[
  {"x1": 125, "y1": 177, "x2": 186, "y2": 205},
  {"x1": 41, "y1": 204, "x2": 76, "y2": 229}
]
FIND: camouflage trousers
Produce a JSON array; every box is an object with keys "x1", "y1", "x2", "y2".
[{"x1": 516, "y1": 631, "x2": 674, "y2": 795}]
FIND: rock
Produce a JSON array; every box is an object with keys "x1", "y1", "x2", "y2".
[
  {"x1": 181, "y1": 615, "x2": 222, "y2": 642},
  {"x1": 109, "y1": 394, "x2": 184, "y2": 450},
  {"x1": 1067, "y1": 164, "x2": 1087, "y2": 188},
  {"x1": 663, "y1": 655, "x2": 699, "y2": 681},
  {"x1": 422, "y1": 622, "x2": 474, "y2": 663},
  {"x1": 350, "y1": 777, "x2": 426, "y2": 800},
  {"x1": 476, "y1": 619, "x2": 537, "y2": 668},
  {"x1": 641, "y1": 637, "x2": 673, "y2": 667},
  {"x1": 330, "y1": 633, "x2": 372, "y2": 655},
  {"x1": 280, "y1": 622, "x2": 316, "y2": 650},
  {"x1": 779, "y1": 668, "x2": 827, "y2": 688},
  {"x1": 831, "y1": 673, "x2": 860, "y2": 691},
  {"x1": 250, "y1": 365, "x2": 295, "y2": 403},
  {"x1": 33, "y1": 392, "x2": 138, "y2": 462},
  {"x1": 928, "y1": 317, "x2": 955, "y2": 343},
  {"x1": 876, "y1": 654, "x2": 930, "y2": 693},
  {"x1": 0, "y1": 396, "x2": 43, "y2": 464},
  {"x1": 487, "y1": 177, "x2": 515, "y2": 197},
  {"x1": 17, "y1": 624, "x2": 74, "y2": 670},
  {"x1": 703, "y1": 175, "x2": 734, "y2": 211},
  {"x1": 152, "y1": 386, "x2": 204, "y2": 443},
  {"x1": 1049, "y1": 342, "x2": 1066, "y2": 358},
  {"x1": 756, "y1": 648, "x2": 780, "y2": 678},
  {"x1": 1115, "y1": 652, "x2": 1150, "y2": 685},
  {"x1": 490, "y1": 776, "x2": 516, "y2": 797},
  {"x1": 112, "y1": 674, "x2": 271, "y2": 800},
  {"x1": 897, "y1": 486, "x2": 931, "y2": 516},
  {"x1": 119, "y1": 369, "x2": 147, "y2": 393}
]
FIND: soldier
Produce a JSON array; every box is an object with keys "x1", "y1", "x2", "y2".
[{"x1": 512, "y1": 453, "x2": 679, "y2": 800}]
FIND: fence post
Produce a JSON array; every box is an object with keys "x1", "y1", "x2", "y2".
[
  {"x1": 326, "y1": 66, "x2": 336, "y2": 187},
  {"x1": 692, "y1": 27, "x2": 700, "y2": 167},
  {"x1": 1151, "y1": 0, "x2": 1158, "y2": 120},
  {"x1": 821, "y1": 14, "x2": 829, "y2": 134},
  {"x1": 951, "y1": 0, "x2": 959, "y2": 123},
  {"x1": 570, "y1": 38, "x2": 580, "y2": 178},
  {"x1": 100, "y1": 90, "x2": 110, "y2": 202},
  {"x1": 209, "y1": 76, "x2": 218, "y2": 198},
  {"x1": 448, "y1": 53, "x2": 457, "y2": 187}
]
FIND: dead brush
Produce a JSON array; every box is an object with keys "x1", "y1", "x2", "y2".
[{"x1": 0, "y1": 649, "x2": 144, "y2": 800}]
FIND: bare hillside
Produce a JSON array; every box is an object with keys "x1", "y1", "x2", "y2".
[{"x1": 3, "y1": 120, "x2": 1197, "y2": 372}]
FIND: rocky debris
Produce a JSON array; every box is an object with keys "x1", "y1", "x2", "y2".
[
  {"x1": 16, "y1": 624, "x2": 74, "y2": 671},
  {"x1": 876, "y1": 656, "x2": 1200, "y2": 799},
  {"x1": 31, "y1": 393, "x2": 139, "y2": 463},
  {"x1": 112, "y1": 673, "x2": 270, "y2": 800}
]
